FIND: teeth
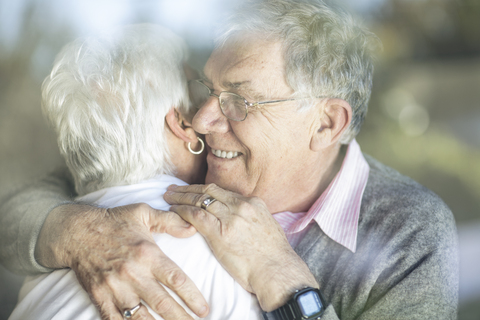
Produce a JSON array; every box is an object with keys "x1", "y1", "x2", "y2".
[{"x1": 212, "y1": 149, "x2": 240, "y2": 159}]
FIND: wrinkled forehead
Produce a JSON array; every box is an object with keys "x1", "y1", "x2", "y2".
[{"x1": 204, "y1": 34, "x2": 289, "y2": 94}]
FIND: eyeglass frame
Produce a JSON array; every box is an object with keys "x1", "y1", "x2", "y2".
[{"x1": 189, "y1": 79, "x2": 323, "y2": 122}]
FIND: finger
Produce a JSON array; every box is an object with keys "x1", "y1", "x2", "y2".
[
  {"x1": 148, "y1": 208, "x2": 197, "y2": 238},
  {"x1": 101, "y1": 240, "x2": 207, "y2": 319},
  {"x1": 126, "y1": 203, "x2": 196, "y2": 237},
  {"x1": 166, "y1": 183, "x2": 240, "y2": 203},
  {"x1": 164, "y1": 189, "x2": 211, "y2": 208},
  {"x1": 130, "y1": 303, "x2": 156, "y2": 320},
  {"x1": 100, "y1": 301, "x2": 124, "y2": 320},
  {"x1": 88, "y1": 285, "x2": 125, "y2": 320},
  {"x1": 137, "y1": 284, "x2": 195, "y2": 320},
  {"x1": 105, "y1": 279, "x2": 155, "y2": 320},
  {"x1": 169, "y1": 204, "x2": 220, "y2": 237},
  {"x1": 148, "y1": 255, "x2": 209, "y2": 319},
  {"x1": 105, "y1": 262, "x2": 199, "y2": 320},
  {"x1": 165, "y1": 192, "x2": 231, "y2": 222},
  {"x1": 128, "y1": 303, "x2": 155, "y2": 320},
  {"x1": 164, "y1": 191, "x2": 230, "y2": 217}
]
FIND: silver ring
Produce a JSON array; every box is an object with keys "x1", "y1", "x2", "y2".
[
  {"x1": 201, "y1": 196, "x2": 217, "y2": 210},
  {"x1": 123, "y1": 303, "x2": 141, "y2": 319}
]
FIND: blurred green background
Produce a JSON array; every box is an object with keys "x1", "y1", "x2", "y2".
[{"x1": 1, "y1": 0, "x2": 479, "y2": 319}]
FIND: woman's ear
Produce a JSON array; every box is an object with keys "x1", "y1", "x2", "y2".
[
  {"x1": 310, "y1": 98, "x2": 352, "y2": 152},
  {"x1": 165, "y1": 108, "x2": 198, "y2": 143}
]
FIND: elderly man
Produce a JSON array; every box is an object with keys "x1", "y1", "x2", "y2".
[{"x1": 1, "y1": 1, "x2": 458, "y2": 320}]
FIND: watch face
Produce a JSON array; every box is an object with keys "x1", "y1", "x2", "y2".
[{"x1": 297, "y1": 290, "x2": 323, "y2": 317}]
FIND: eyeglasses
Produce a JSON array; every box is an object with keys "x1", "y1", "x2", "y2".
[{"x1": 188, "y1": 79, "x2": 307, "y2": 121}]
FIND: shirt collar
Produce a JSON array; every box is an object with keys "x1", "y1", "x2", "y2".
[{"x1": 286, "y1": 139, "x2": 369, "y2": 252}]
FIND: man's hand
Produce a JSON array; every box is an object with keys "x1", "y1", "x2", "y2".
[
  {"x1": 164, "y1": 184, "x2": 318, "y2": 312},
  {"x1": 35, "y1": 203, "x2": 209, "y2": 320}
]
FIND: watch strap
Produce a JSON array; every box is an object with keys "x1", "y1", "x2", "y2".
[
  {"x1": 262, "y1": 287, "x2": 326, "y2": 320},
  {"x1": 262, "y1": 303, "x2": 298, "y2": 320}
]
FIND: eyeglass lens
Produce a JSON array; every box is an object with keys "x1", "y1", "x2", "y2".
[
  {"x1": 219, "y1": 93, "x2": 247, "y2": 121},
  {"x1": 189, "y1": 81, "x2": 247, "y2": 121}
]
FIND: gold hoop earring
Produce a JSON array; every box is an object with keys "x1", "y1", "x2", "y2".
[{"x1": 187, "y1": 137, "x2": 204, "y2": 155}]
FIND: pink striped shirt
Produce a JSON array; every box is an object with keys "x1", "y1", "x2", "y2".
[{"x1": 273, "y1": 139, "x2": 369, "y2": 252}]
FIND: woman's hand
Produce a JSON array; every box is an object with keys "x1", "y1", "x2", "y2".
[
  {"x1": 35, "y1": 203, "x2": 209, "y2": 320},
  {"x1": 164, "y1": 183, "x2": 318, "y2": 312}
]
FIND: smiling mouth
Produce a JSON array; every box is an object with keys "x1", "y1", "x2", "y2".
[{"x1": 211, "y1": 148, "x2": 241, "y2": 159}]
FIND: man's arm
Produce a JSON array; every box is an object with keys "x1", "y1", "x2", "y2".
[
  {"x1": 0, "y1": 166, "x2": 74, "y2": 274},
  {"x1": 0, "y1": 168, "x2": 210, "y2": 320},
  {"x1": 164, "y1": 183, "x2": 320, "y2": 312},
  {"x1": 164, "y1": 181, "x2": 458, "y2": 320}
]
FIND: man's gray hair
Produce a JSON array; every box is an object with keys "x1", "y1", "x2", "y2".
[
  {"x1": 216, "y1": 0, "x2": 380, "y2": 143},
  {"x1": 42, "y1": 24, "x2": 190, "y2": 195}
]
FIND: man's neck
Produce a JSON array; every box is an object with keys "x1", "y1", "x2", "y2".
[{"x1": 266, "y1": 144, "x2": 347, "y2": 214}]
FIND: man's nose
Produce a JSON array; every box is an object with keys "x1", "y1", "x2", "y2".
[{"x1": 192, "y1": 96, "x2": 230, "y2": 135}]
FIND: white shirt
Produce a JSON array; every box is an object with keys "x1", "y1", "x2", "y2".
[{"x1": 10, "y1": 175, "x2": 261, "y2": 320}]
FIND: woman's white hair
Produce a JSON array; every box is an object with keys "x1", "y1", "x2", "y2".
[
  {"x1": 42, "y1": 24, "x2": 191, "y2": 195},
  {"x1": 216, "y1": 0, "x2": 381, "y2": 144}
]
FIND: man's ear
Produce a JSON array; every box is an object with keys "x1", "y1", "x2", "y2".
[
  {"x1": 310, "y1": 98, "x2": 352, "y2": 152},
  {"x1": 165, "y1": 108, "x2": 198, "y2": 143}
]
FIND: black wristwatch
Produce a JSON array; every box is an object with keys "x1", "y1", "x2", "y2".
[{"x1": 262, "y1": 287, "x2": 326, "y2": 320}]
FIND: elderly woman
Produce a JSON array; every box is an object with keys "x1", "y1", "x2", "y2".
[
  {"x1": 1, "y1": 1, "x2": 458, "y2": 320},
  {"x1": 9, "y1": 24, "x2": 260, "y2": 320}
]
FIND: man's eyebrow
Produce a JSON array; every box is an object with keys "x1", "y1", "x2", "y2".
[
  {"x1": 223, "y1": 81, "x2": 268, "y2": 101},
  {"x1": 223, "y1": 81, "x2": 251, "y2": 90}
]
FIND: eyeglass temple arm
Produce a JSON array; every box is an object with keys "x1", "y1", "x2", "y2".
[
  {"x1": 250, "y1": 96, "x2": 327, "y2": 107},
  {"x1": 248, "y1": 98, "x2": 298, "y2": 108}
]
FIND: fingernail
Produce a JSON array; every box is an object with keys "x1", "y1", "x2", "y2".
[
  {"x1": 164, "y1": 191, "x2": 173, "y2": 196},
  {"x1": 167, "y1": 184, "x2": 178, "y2": 190},
  {"x1": 199, "y1": 305, "x2": 208, "y2": 316}
]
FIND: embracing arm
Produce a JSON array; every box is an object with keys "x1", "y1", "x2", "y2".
[
  {"x1": 0, "y1": 166, "x2": 75, "y2": 275},
  {"x1": 165, "y1": 182, "x2": 459, "y2": 320},
  {"x1": 164, "y1": 183, "x2": 319, "y2": 312},
  {"x1": 1, "y1": 167, "x2": 209, "y2": 320}
]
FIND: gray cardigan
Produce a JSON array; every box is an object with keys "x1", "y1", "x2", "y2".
[{"x1": 0, "y1": 155, "x2": 459, "y2": 319}]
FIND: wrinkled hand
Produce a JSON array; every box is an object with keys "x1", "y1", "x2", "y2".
[
  {"x1": 164, "y1": 184, "x2": 318, "y2": 312},
  {"x1": 35, "y1": 203, "x2": 209, "y2": 320}
]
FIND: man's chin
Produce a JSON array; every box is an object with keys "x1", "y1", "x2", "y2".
[
  {"x1": 205, "y1": 172, "x2": 228, "y2": 188},
  {"x1": 205, "y1": 172, "x2": 248, "y2": 196}
]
